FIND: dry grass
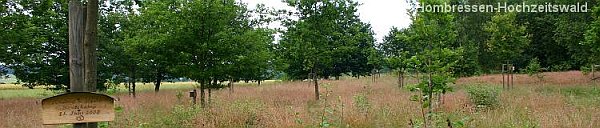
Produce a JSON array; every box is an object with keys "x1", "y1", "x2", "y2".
[
  {"x1": 1, "y1": 71, "x2": 600, "y2": 127},
  {"x1": 457, "y1": 71, "x2": 595, "y2": 86}
]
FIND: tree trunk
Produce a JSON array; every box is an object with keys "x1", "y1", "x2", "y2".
[
  {"x1": 258, "y1": 80, "x2": 262, "y2": 86},
  {"x1": 127, "y1": 80, "x2": 131, "y2": 95},
  {"x1": 398, "y1": 70, "x2": 403, "y2": 88},
  {"x1": 131, "y1": 68, "x2": 137, "y2": 98},
  {"x1": 200, "y1": 80, "x2": 206, "y2": 108},
  {"x1": 313, "y1": 71, "x2": 319, "y2": 100},
  {"x1": 208, "y1": 87, "x2": 212, "y2": 105},
  {"x1": 154, "y1": 70, "x2": 162, "y2": 92},
  {"x1": 132, "y1": 80, "x2": 136, "y2": 98},
  {"x1": 229, "y1": 78, "x2": 234, "y2": 93},
  {"x1": 209, "y1": 79, "x2": 216, "y2": 104}
]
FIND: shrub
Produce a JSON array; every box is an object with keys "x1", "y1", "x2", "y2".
[
  {"x1": 353, "y1": 93, "x2": 370, "y2": 117},
  {"x1": 525, "y1": 58, "x2": 545, "y2": 82},
  {"x1": 466, "y1": 85, "x2": 500, "y2": 109}
]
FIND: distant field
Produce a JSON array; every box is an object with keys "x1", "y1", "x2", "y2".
[
  {"x1": 0, "y1": 80, "x2": 282, "y2": 99},
  {"x1": 0, "y1": 74, "x2": 18, "y2": 84},
  {"x1": 1, "y1": 71, "x2": 599, "y2": 128}
]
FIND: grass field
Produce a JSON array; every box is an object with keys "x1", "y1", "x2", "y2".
[
  {"x1": 1, "y1": 71, "x2": 599, "y2": 128},
  {"x1": 0, "y1": 74, "x2": 18, "y2": 84}
]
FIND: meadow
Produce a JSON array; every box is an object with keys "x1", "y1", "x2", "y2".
[{"x1": 1, "y1": 71, "x2": 599, "y2": 128}]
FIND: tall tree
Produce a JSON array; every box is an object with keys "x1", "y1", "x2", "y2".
[
  {"x1": 122, "y1": 0, "x2": 181, "y2": 92},
  {"x1": 484, "y1": 12, "x2": 529, "y2": 68},
  {"x1": 170, "y1": 0, "x2": 275, "y2": 106},
  {"x1": 97, "y1": 0, "x2": 137, "y2": 93},
  {"x1": 280, "y1": 0, "x2": 378, "y2": 99},
  {"x1": 583, "y1": 2, "x2": 600, "y2": 65},
  {"x1": 0, "y1": 0, "x2": 70, "y2": 89}
]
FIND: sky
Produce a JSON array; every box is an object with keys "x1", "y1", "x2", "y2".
[{"x1": 241, "y1": 0, "x2": 413, "y2": 43}]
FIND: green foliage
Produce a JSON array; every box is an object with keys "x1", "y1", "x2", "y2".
[
  {"x1": 466, "y1": 85, "x2": 500, "y2": 109},
  {"x1": 176, "y1": 91, "x2": 184, "y2": 104},
  {"x1": 525, "y1": 58, "x2": 542, "y2": 76},
  {"x1": 399, "y1": 1, "x2": 464, "y2": 127},
  {"x1": 279, "y1": 0, "x2": 379, "y2": 80},
  {"x1": 525, "y1": 58, "x2": 545, "y2": 81},
  {"x1": 157, "y1": 105, "x2": 200, "y2": 128},
  {"x1": 352, "y1": 92, "x2": 370, "y2": 117},
  {"x1": 0, "y1": 0, "x2": 70, "y2": 88},
  {"x1": 580, "y1": 65, "x2": 592, "y2": 75},
  {"x1": 227, "y1": 100, "x2": 265, "y2": 127},
  {"x1": 104, "y1": 79, "x2": 120, "y2": 95},
  {"x1": 484, "y1": 12, "x2": 529, "y2": 65},
  {"x1": 583, "y1": 2, "x2": 600, "y2": 65}
]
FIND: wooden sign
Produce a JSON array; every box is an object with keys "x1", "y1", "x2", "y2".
[{"x1": 42, "y1": 92, "x2": 115, "y2": 124}]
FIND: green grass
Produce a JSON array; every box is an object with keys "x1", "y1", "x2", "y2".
[
  {"x1": 0, "y1": 89, "x2": 53, "y2": 100},
  {"x1": 534, "y1": 85, "x2": 600, "y2": 106},
  {"x1": 0, "y1": 80, "x2": 283, "y2": 99}
]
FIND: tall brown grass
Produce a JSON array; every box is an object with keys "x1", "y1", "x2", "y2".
[{"x1": 1, "y1": 71, "x2": 599, "y2": 127}]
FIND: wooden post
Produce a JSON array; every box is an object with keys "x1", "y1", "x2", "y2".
[
  {"x1": 69, "y1": 1, "x2": 86, "y2": 93},
  {"x1": 311, "y1": 69, "x2": 319, "y2": 100},
  {"x1": 84, "y1": 0, "x2": 99, "y2": 92},
  {"x1": 371, "y1": 69, "x2": 376, "y2": 82},
  {"x1": 314, "y1": 72, "x2": 319, "y2": 100},
  {"x1": 398, "y1": 70, "x2": 403, "y2": 88},
  {"x1": 189, "y1": 89, "x2": 197, "y2": 105},
  {"x1": 69, "y1": 0, "x2": 99, "y2": 127},
  {"x1": 510, "y1": 64, "x2": 514, "y2": 89},
  {"x1": 501, "y1": 64, "x2": 505, "y2": 89},
  {"x1": 200, "y1": 80, "x2": 205, "y2": 108},
  {"x1": 228, "y1": 78, "x2": 234, "y2": 93}
]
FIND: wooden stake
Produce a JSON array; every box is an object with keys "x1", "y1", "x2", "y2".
[{"x1": 502, "y1": 64, "x2": 505, "y2": 89}]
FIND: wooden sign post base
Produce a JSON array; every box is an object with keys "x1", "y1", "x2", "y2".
[{"x1": 42, "y1": 92, "x2": 115, "y2": 125}]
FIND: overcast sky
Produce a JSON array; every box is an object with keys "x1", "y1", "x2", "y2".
[{"x1": 241, "y1": 0, "x2": 412, "y2": 43}]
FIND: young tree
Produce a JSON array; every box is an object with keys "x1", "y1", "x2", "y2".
[
  {"x1": 381, "y1": 27, "x2": 415, "y2": 87},
  {"x1": 405, "y1": 0, "x2": 463, "y2": 127}
]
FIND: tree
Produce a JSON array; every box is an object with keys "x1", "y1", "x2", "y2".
[
  {"x1": 405, "y1": 0, "x2": 462, "y2": 127},
  {"x1": 122, "y1": 0, "x2": 182, "y2": 92},
  {"x1": 525, "y1": 58, "x2": 544, "y2": 83},
  {"x1": 381, "y1": 27, "x2": 415, "y2": 87},
  {"x1": 169, "y1": 0, "x2": 275, "y2": 106},
  {"x1": 583, "y1": 3, "x2": 600, "y2": 65},
  {"x1": 451, "y1": 0, "x2": 492, "y2": 75},
  {"x1": 280, "y1": 0, "x2": 378, "y2": 100},
  {"x1": 0, "y1": 0, "x2": 70, "y2": 89},
  {"x1": 97, "y1": 0, "x2": 137, "y2": 94},
  {"x1": 484, "y1": 12, "x2": 529, "y2": 68}
]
